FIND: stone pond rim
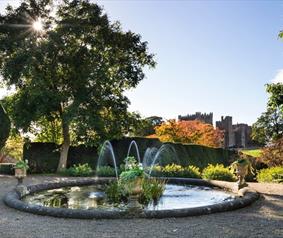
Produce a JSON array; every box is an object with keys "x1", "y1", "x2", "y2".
[{"x1": 3, "y1": 177, "x2": 259, "y2": 219}]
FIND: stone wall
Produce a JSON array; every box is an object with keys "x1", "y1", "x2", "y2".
[
  {"x1": 216, "y1": 116, "x2": 252, "y2": 148},
  {"x1": 178, "y1": 112, "x2": 213, "y2": 125}
]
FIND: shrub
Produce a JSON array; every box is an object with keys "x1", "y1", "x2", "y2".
[
  {"x1": 256, "y1": 167, "x2": 283, "y2": 183},
  {"x1": 241, "y1": 149, "x2": 262, "y2": 158},
  {"x1": 150, "y1": 163, "x2": 201, "y2": 178},
  {"x1": 260, "y1": 138, "x2": 283, "y2": 167},
  {"x1": 202, "y1": 164, "x2": 236, "y2": 182},
  {"x1": 96, "y1": 166, "x2": 117, "y2": 177},
  {"x1": 63, "y1": 163, "x2": 93, "y2": 177}
]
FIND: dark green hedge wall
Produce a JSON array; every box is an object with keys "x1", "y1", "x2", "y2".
[
  {"x1": 24, "y1": 137, "x2": 234, "y2": 173},
  {"x1": 23, "y1": 143, "x2": 99, "y2": 173},
  {"x1": 163, "y1": 142, "x2": 234, "y2": 169},
  {"x1": 0, "y1": 163, "x2": 14, "y2": 175}
]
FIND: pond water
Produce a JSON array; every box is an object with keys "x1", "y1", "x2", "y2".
[{"x1": 23, "y1": 184, "x2": 235, "y2": 211}]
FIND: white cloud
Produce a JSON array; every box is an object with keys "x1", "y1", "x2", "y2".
[{"x1": 272, "y1": 69, "x2": 283, "y2": 83}]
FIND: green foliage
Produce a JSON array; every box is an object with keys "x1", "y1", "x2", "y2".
[
  {"x1": 31, "y1": 116, "x2": 63, "y2": 144},
  {"x1": 131, "y1": 115, "x2": 164, "y2": 137},
  {"x1": 63, "y1": 163, "x2": 93, "y2": 177},
  {"x1": 14, "y1": 160, "x2": 29, "y2": 170},
  {"x1": 0, "y1": 103, "x2": 11, "y2": 150},
  {"x1": 202, "y1": 164, "x2": 236, "y2": 182},
  {"x1": 106, "y1": 156, "x2": 164, "y2": 205},
  {"x1": 105, "y1": 181, "x2": 128, "y2": 204},
  {"x1": 105, "y1": 178, "x2": 165, "y2": 205},
  {"x1": 120, "y1": 169, "x2": 143, "y2": 181},
  {"x1": 162, "y1": 143, "x2": 233, "y2": 169},
  {"x1": 0, "y1": 0, "x2": 155, "y2": 170},
  {"x1": 266, "y1": 83, "x2": 283, "y2": 109},
  {"x1": 96, "y1": 166, "x2": 116, "y2": 177},
  {"x1": 1, "y1": 134, "x2": 24, "y2": 160},
  {"x1": 151, "y1": 164, "x2": 201, "y2": 178},
  {"x1": 252, "y1": 83, "x2": 283, "y2": 145},
  {"x1": 24, "y1": 138, "x2": 234, "y2": 173},
  {"x1": 119, "y1": 156, "x2": 143, "y2": 181},
  {"x1": 252, "y1": 108, "x2": 283, "y2": 145},
  {"x1": 24, "y1": 142, "x2": 98, "y2": 173},
  {"x1": 241, "y1": 149, "x2": 262, "y2": 158},
  {"x1": 140, "y1": 178, "x2": 165, "y2": 204},
  {"x1": 256, "y1": 166, "x2": 283, "y2": 183}
]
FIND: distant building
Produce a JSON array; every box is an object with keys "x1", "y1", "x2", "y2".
[
  {"x1": 216, "y1": 116, "x2": 252, "y2": 148},
  {"x1": 178, "y1": 112, "x2": 213, "y2": 125}
]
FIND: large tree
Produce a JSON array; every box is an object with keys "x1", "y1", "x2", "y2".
[
  {"x1": 0, "y1": 0, "x2": 155, "y2": 171},
  {"x1": 131, "y1": 115, "x2": 164, "y2": 136},
  {"x1": 252, "y1": 83, "x2": 283, "y2": 145},
  {"x1": 150, "y1": 119, "x2": 223, "y2": 148}
]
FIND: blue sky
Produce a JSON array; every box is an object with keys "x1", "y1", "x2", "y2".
[{"x1": 1, "y1": 0, "x2": 283, "y2": 125}]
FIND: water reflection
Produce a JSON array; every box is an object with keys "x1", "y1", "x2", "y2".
[{"x1": 23, "y1": 184, "x2": 235, "y2": 211}]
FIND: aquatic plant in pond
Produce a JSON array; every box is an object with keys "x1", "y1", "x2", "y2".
[{"x1": 105, "y1": 156, "x2": 165, "y2": 206}]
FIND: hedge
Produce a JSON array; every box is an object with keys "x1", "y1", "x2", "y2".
[
  {"x1": 23, "y1": 143, "x2": 99, "y2": 173},
  {"x1": 164, "y1": 142, "x2": 234, "y2": 169},
  {"x1": 23, "y1": 137, "x2": 234, "y2": 173},
  {"x1": 0, "y1": 163, "x2": 14, "y2": 175}
]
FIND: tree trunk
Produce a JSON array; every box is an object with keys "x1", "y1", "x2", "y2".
[{"x1": 57, "y1": 119, "x2": 70, "y2": 172}]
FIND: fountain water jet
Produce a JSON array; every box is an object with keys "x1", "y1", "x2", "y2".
[
  {"x1": 126, "y1": 140, "x2": 141, "y2": 164},
  {"x1": 148, "y1": 144, "x2": 180, "y2": 176},
  {"x1": 96, "y1": 140, "x2": 119, "y2": 179}
]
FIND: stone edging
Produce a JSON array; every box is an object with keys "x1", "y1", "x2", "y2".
[{"x1": 3, "y1": 177, "x2": 259, "y2": 219}]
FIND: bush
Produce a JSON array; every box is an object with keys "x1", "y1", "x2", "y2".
[
  {"x1": 241, "y1": 149, "x2": 262, "y2": 158},
  {"x1": 96, "y1": 166, "x2": 117, "y2": 177},
  {"x1": 256, "y1": 167, "x2": 283, "y2": 183},
  {"x1": 260, "y1": 138, "x2": 283, "y2": 167},
  {"x1": 202, "y1": 164, "x2": 236, "y2": 182},
  {"x1": 62, "y1": 163, "x2": 93, "y2": 177},
  {"x1": 150, "y1": 164, "x2": 201, "y2": 178}
]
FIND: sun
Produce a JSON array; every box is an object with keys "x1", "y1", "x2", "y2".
[{"x1": 32, "y1": 19, "x2": 43, "y2": 32}]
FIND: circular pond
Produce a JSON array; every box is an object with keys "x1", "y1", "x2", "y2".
[
  {"x1": 23, "y1": 184, "x2": 235, "y2": 211},
  {"x1": 4, "y1": 178, "x2": 259, "y2": 219}
]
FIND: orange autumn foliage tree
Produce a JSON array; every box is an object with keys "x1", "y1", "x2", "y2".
[{"x1": 150, "y1": 120, "x2": 223, "y2": 148}]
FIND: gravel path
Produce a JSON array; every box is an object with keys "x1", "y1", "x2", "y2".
[{"x1": 0, "y1": 175, "x2": 282, "y2": 238}]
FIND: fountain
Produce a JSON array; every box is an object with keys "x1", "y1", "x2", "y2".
[
  {"x1": 96, "y1": 140, "x2": 119, "y2": 179},
  {"x1": 147, "y1": 144, "x2": 180, "y2": 176},
  {"x1": 3, "y1": 140, "x2": 259, "y2": 219},
  {"x1": 126, "y1": 140, "x2": 141, "y2": 164}
]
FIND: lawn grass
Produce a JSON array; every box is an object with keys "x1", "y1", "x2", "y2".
[{"x1": 241, "y1": 149, "x2": 262, "y2": 158}]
